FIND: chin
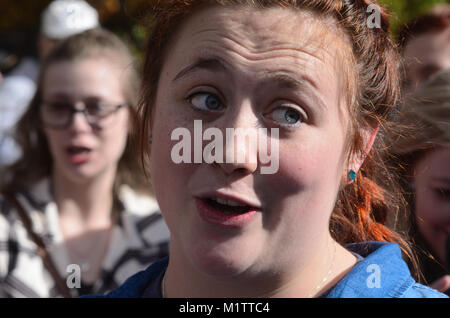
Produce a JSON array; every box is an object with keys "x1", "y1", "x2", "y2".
[
  {"x1": 61, "y1": 163, "x2": 106, "y2": 184},
  {"x1": 186, "y1": 237, "x2": 258, "y2": 279},
  {"x1": 191, "y1": 252, "x2": 248, "y2": 279}
]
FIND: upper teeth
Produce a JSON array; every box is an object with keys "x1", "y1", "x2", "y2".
[{"x1": 212, "y1": 197, "x2": 247, "y2": 207}]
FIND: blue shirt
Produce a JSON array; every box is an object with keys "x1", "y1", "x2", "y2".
[{"x1": 88, "y1": 242, "x2": 448, "y2": 298}]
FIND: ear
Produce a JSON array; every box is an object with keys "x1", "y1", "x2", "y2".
[{"x1": 347, "y1": 124, "x2": 379, "y2": 183}]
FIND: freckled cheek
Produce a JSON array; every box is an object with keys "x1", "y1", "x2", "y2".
[
  {"x1": 150, "y1": 105, "x2": 196, "y2": 216},
  {"x1": 271, "y1": 142, "x2": 342, "y2": 188}
]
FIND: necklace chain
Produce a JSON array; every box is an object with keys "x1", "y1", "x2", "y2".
[
  {"x1": 161, "y1": 241, "x2": 337, "y2": 298},
  {"x1": 307, "y1": 241, "x2": 336, "y2": 298}
]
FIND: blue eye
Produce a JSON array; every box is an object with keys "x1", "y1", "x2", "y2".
[
  {"x1": 266, "y1": 106, "x2": 305, "y2": 127},
  {"x1": 188, "y1": 92, "x2": 224, "y2": 112}
]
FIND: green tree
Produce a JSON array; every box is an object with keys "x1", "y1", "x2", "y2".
[{"x1": 378, "y1": 0, "x2": 450, "y2": 35}]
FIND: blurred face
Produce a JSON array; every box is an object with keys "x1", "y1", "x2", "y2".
[
  {"x1": 403, "y1": 28, "x2": 450, "y2": 94},
  {"x1": 41, "y1": 58, "x2": 129, "y2": 184},
  {"x1": 414, "y1": 147, "x2": 450, "y2": 264},
  {"x1": 149, "y1": 6, "x2": 352, "y2": 278}
]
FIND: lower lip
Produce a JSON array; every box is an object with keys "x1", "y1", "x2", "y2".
[
  {"x1": 195, "y1": 198, "x2": 259, "y2": 227},
  {"x1": 67, "y1": 151, "x2": 92, "y2": 164}
]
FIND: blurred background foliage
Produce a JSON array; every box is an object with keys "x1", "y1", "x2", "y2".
[
  {"x1": 0, "y1": 0, "x2": 449, "y2": 63},
  {"x1": 0, "y1": 0, "x2": 155, "y2": 62},
  {"x1": 378, "y1": 0, "x2": 450, "y2": 33}
]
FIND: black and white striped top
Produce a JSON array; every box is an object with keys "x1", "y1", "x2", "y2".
[{"x1": 0, "y1": 179, "x2": 170, "y2": 298}]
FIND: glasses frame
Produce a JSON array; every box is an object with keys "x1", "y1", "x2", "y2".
[{"x1": 40, "y1": 100, "x2": 128, "y2": 130}]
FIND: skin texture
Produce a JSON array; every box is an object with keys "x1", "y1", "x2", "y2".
[
  {"x1": 403, "y1": 28, "x2": 450, "y2": 94},
  {"x1": 149, "y1": 6, "x2": 376, "y2": 297}
]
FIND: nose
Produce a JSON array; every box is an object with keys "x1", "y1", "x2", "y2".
[
  {"x1": 215, "y1": 101, "x2": 259, "y2": 176},
  {"x1": 69, "y1": 110, "x2": 92, "y2": 133}
]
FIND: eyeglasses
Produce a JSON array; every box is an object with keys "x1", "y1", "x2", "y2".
[{"x1": 40, "y1": 99, "x2": 127, "y2": 129}]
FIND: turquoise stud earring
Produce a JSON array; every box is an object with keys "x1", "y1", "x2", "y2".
[
  {"x1": 349, "y1": 170, "x2": 357, "y2": 181},
  {"x1": 149, "y1": 135, "x2": 153, "y2": 144}
]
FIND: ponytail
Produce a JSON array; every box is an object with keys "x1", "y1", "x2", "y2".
[{"x1": 331, "y1": 152, "x2": 422, "y2": 282}]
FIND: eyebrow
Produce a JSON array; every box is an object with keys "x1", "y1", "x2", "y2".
[
  {"x1": 172, "y1": 57, "x2": 229, "y2": 82},
  {"x1": 418, "y1": 63, "x2": 441, "y2": 78},
  {"x1": 261, "y1": 72, "x2": 326, "y2": 111},
  {"x1": 432, "y1": 177, "x2": 450, "y2": 185},
  {"x1": 45, "y1": 93, "x2": 103, "y2": 100},
  {"x1": 261, "y1": 72, "x2": 320, "y2": 91},
  {"x1": 173, "y1": 57, "x2": 316, "y2": 87},
  {"x1": 172, "y1": 56, "x2": 326, "y2": 110}
]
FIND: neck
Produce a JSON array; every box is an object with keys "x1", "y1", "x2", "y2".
[
  {"x1": 164, "y1": 234, "x2": 357, "y2": 298},
  {"x1": 52, "y1": 168, "x2": 117, "y2": 228}
]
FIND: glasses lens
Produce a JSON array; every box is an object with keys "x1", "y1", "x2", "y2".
[
  {"x1": 85, "y1": 101, "x2": 116, "y2": 120},
  {"x1": 41, "y1": 100, "x2": 123, "y2": 128},
  {"x1": 42, "y1": 102, "x2": 72, "y2": 127}
]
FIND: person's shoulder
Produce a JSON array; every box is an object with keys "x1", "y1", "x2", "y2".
[
  {"x1": 118, "y1": 185, "x2": 170, "y2": 246},
  {"x1": 403, "y1": 283, "x2": 449, "y2": 298},
  {"x1": 327, "y1": 241, "x2": 448, "y2": 298},
  {"x1": 0, "y1": 191, "x2": 19, "y2": 282},
  {"x1": 118, "y1": 185, "x2": 160, "y2": 217},
  {"x1": 84, "y1": 257, "x2": 169, "y2": 298},
  {"x1": 0, "y1": 180, "x2": 53, "y2": 238},
  {"x1": 0, "y1": 191, "x2": 19, "y2": 226},
  {"x1": 0, "y1": 180, "x2": 51, "y2": 214}
]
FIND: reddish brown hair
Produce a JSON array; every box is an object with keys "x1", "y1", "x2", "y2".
[{"x1": 138, "y1": 0, "x2": 420, "y2": 279}]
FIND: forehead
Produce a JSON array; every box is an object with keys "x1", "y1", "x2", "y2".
[
  {"x1": 404, "y1": 28, "x2": 450, "y2": 63},
  {"x1": 163, "y1": 5, "x2": 348, "y2": 84},
  {"x1": 43, "y1": 58, "x2": 124, "y2": 99},
  {"x1": 415, "y1": 147, "x2": 450, "y2": 187}
]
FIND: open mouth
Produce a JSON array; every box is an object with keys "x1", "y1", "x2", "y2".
[
  {"x1": 66, "y1": 146, "x2": 92, "y2": 155},
  {"x1": 202, "y1": 197, "x2": 256, "y2": 215},
  {"x1": 66, "y1": 146, "x2": 93, "y2": 164}
]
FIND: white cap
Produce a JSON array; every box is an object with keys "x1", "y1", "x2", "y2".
[{"x1": 40, "y1": 0, "x2": 99, "y2": 40}]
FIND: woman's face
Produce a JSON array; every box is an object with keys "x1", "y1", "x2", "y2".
[
  {"x1": 150, "y1": 6, "x2": 353, "y2": 278},
  {"x1": 42, "y1": 58, "x2": 129, "y2": 184},
  {"x1": 414, "y1": 147, "x2": 450, "y2": 263}
]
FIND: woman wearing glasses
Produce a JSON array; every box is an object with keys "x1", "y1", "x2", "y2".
[{"x1": 0, "y1": 29, "x2": 169, "y2": 297}]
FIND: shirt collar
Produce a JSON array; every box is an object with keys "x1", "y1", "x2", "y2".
[{"x1": 326, "y1": 242, "x2": 415, "y2": 298}]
